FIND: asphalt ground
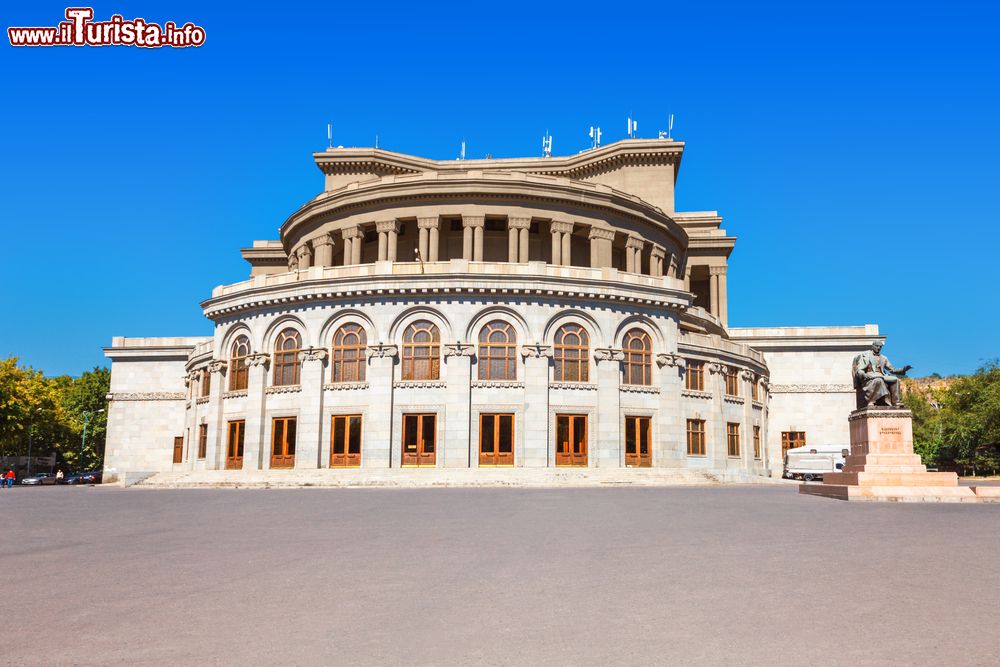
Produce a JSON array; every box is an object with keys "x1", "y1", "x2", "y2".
[{"x1": 2, "y1": 485, "x2": 999, "y2": 666}]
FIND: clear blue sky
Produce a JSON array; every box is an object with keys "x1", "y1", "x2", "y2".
[{"x1": 2, "y1": 1, "x2": 997, "y2": 377}]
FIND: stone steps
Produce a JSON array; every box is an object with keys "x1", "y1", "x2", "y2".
[{"x1": 135, "y1": 468, "x2": 786, "y2": 489}]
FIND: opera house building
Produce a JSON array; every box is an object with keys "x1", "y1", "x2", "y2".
[{"x1": 103, "y1": 137, "x2": 880, "y2": 481}]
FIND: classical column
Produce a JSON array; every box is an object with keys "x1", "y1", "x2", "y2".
[
  {"x1": 205, "y1": 360, "x2": 227, "y2": 469},
  {"x1": 296, "y1": 243, "x2": 313, "y2": 270},
  {"x1": 656, "y1": 353, "x2": 687, "y2": 467},
  {"x1": 650, "y1": 245, "x2": 665, "y2": 278},
  {"x1": 462, "y1": 215, "x2": 484, "y2": 260},
  {"x1": 708, "y1": 363, "x2": 728, "y2": 467},
  {"x1": 550, "y1": 220, "x2": 573, "y2": 265},
  {"x1": 684, "y1": 264, "x2": 692, "y2": 292},
  {"x1": 417, "y1": 216, "x2": 438, "y2": 262},
  {"x1": 594, "y1": 348, "x2": 624, "y2": 468},
  {"x1": 625, "y1": 236, "x2": 645, "y2": 274},
  {"x1": 710, "y1": 265, "x2": 729, "y2": 327},
  {"x1": 709, "y1": 267, "x2": 720, "y2": 319},
  {"x1": 313, "y1": 233, "x2": 335, "y2": 267},
  {"x1": 376, "y1": 220, "x2": 399, "y2": 262},
  {"x1": 521, "y1": 344, "x2": 552, "y2": 467},
  {"x1": 588, "y1": 227, "x2": 615, "y2": 268},
  {"x1": 377, "y1": 230, "x2": 387, "y2": 261},
  {"x1": 341, "y1": 227, "x2": 362, "y2": 266},
  {"x1": 294, "y1": 349, "x2": 327, "y2": 469},
  {"x1": 507, "y1": 217, "x2": 531, "y2": 263},
  {"x1": 365, "y1": 344, "x2": 398, "y2": 467},
  {"x1": 561, "y1": 226, "x2": 572, "y2": 266},
  {"x1": 243, "y1": 353, "x2": 270, "y2": 470},
  {"x1": 443, "y1": 343, "x2": 475, "y2": 468}
]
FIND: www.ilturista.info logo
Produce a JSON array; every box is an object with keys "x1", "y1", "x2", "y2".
[{"x1": 8, "y1": 7, "x2": 206, "y2": 48}]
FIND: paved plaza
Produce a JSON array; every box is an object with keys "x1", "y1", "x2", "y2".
[{"x1": 3, "y1": 485, "x2": 1000, "y2": 665}]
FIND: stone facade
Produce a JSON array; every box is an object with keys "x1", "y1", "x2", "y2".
[{"x1": 103, "y1": 138, "x2": 879, "y2": 481}]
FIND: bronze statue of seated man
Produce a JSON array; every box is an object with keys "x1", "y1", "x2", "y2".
[{"x1": 852, "y1": 341, "x2": 912, "y2": 409}]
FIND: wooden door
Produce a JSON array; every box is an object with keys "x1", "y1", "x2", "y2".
[
  {"x1": 401, "y1": 414, "x2": 436, "y2": 467},
  {"x1": 172, "y1": 436, "x2": 184, "y2": 464},
  {"x1": 271, "y1": 417, "x2": 296, "y2": 468},
  {"x1": 331, "y1": 415, "x2": 362, "y2": 468},
  {"x1": 226, "y1": 420, "x2": 245, "y2": 470},
  {"x1": 555, "y1": 414, "x2": 588, "y2": 467},
  {"x1": 625, "y1": 416, "x2": 652, "y2": 467},
  {"x1": 479, "y1": 414, "x2": 514, "y2": 466}
]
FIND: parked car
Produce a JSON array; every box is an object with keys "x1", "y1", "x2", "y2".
[
  {"x1": 63, "y1": 471, "x2": 103, "y2": 485},
  {"x1": 784, "y1": 445, "x2": 849, "y2": 482},
  {"x1": 20, "y1": 472, "x2": 57, "y2": 486}
]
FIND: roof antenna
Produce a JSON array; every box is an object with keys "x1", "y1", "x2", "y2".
[
  {"x1": 667, "y1": 113, "x2": 674, "y2": 140},
  {"x1": 375, "y1": 132, "x2": 379, "y2": 149},
  {"x1": 542, "y1": 131, "x2": 553, "y2": 157},
  {"x1": 458, "y1": 140, "x2": 466, "y2": 160},
  {"x1": 627, "y1": 114, "x2": 637, "y2": 139},
  {"x1": 589, "y1": 126, "x2": 602, "y2": 149},
  {"x1": 327, "y1": 123, "x2": 334, "y2": 150}
]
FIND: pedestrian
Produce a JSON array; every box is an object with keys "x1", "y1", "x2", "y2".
[
  {"x1": 56, "y1": 469, "x2": 64, "y2": 483},
  {"x1": 4, "y1": 469, "x2": 14, "y2": 488}
]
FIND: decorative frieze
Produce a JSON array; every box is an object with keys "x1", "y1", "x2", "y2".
[
  {"x1": 323, "y1": 382, "x2": 369, "y2": 391},
  {"x1": 681, "y1": 389, "x2": 713, "y2": 400},
  {"x1": 444, "y1": 343, "x2": 475, "y2": 357},
  {"x1": 108, "y1": 391, "x2": 186, "y2": 402},
  {"x1": 620, "y1": 385, "x2": 660, "y2": 394},
  {"x1": 223, "y1": 390, "x2": 248, "y2": 400},
  {"x1": 265, "y1": 384, "x2": 301, "y2": 394},
  {"x1": 195, "y1": 397, "x2": 209, "y2": 405},
  {"x1": 471, "y1": 380, "x2": 525, "y2": 389},
  {"x1": 298, "y1": 348, "x2": 329, "y2": 363},
  {"x1": 723, "y1": 396, "x2": 745, "y2": 405},
  {"x1": 394, "y1": 381, "x2": 447, "y2": 389},
  {"x1": 549, "y1": 382, "x2": 598, "y2": 391}
]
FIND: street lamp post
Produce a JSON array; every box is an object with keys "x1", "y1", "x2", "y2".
[
  {"x1": 80, "y1": 409, "x2": 105, "y2": 472},
  {"x1": 27, "y1": 407, "x2": 42, "y2": 477}
]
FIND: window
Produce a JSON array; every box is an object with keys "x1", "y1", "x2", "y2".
[
  {"x1": 625, "y1": 416, "x2": 652, "y2": 467},
  {"x1": 197, "y1": 424, "x2": 207, "y2": 459},
  {"x1": 229, "y1": 335, "x2": 250, "y2": 391},
  {"x1": 555, "y1": 414, "x2": 588, "y2": 466},
  {"x1": 686, "y1": 419, "x2": 706, "y2": 456},
  {"x1": 554, "y1": 323, "x2": 589, "y2": 382},
  {"x1": 200, "y1": 368, "x2": 211, "y2": 398},
  {"x1": 402, "y1": 413, "x2": 436, "y2": 466},
  {"x1": 725, "y1": 367, "x2": 739, "y2": 397},
  {"x1": 686, "y1": 360, "x2": 705, "y2": 391},
  {"x1": 226, "y1": 420, "x2": 245, "y2": 469},
  {"x1": 727, "y1": 422, "x2": 741, "y2": 457},
  {"x1": 479, "y1": 413, "x2": 514, "y2": 466},
  {"x1": 401, "y1": 320, "x2": 441, "y2": 381},
  {"x1": 331, "y1": 415, "x2": 362, "y2": 467},
  {"x1": 622, "y1": 329, "x2": 652, "y2": 386},
  {"x1": 782, "y1": 431, "x2": 806, "y2": 455},
  {"x1": 751, "y1": 377, "x2": 760, "y2": 402},
  {"x1": 271, "y1": 417, "x2": 297, "y2": 468},
  {"x1": 753, "y1": 425, "x2": 761, "y2": 459},
  {"x1": 478, "y1": 320, "x2": 517, "y2": 381},
  {"x1": 172, "y1": 436, "x2": 184, "y2": 464},
  {"x1": 273, "y1": 328, "x2": 302, "y2": 386},
  {"x1": 332, "y1": 323, "x2": 367, "y2": 383}
]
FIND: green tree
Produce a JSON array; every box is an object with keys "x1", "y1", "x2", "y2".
[
  {"x1": 938, "y1": 361, "x2": 1000, "y2": 475},
  {"x1": 903, "y1": 382, "x2": 942, "y2": 466}
]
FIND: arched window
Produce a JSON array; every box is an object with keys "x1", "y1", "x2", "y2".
[
  {"x1": 622, "y1": 329, "x2": 652, "y2": 385},
  {"x1": 229, "y1": 335, "x2": 251, "y2": 391},
  {"x1": 554, "y1": 323, "x2": 590, "y2": 382},
  {"x1": 273, "y1": 328, "x2": 302, "y2": 386},
  {"x1": 478, "y1": 320, "x2": 517, "y2": 381},
  {"x1": 332, "y1": 323, "x2": 367, "y2": 383},
  {"x1": 401, "y1": 320, "x2": 440, "y2": 381}
]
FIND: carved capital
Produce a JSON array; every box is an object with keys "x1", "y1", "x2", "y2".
[
  {"x1": 444, "y1": 342, "x2": 475, "y2": 358},
  {"x1": 588, "y1": 227, "x2": 616, "y2": 241},
  {"x1": 366, "y1": 343, "x2": 398, "y2": 360},
  {"x1": 507, "y1": 216, "x2": 531, "y2": 229},
  {"x1": 341, "y1": 226, "x2": 363, "y2": 240},
  {"x1": 520, "y1": 343, "x2": 553, "y2": 359},
  {"x1": 376, "y1": 219, "x2": 400, "y2": 234},
  {"x1": 312, "y1": 233, "x2": 335, "y2": 249},
  {"x1": 287, "y1": 254, "x2": 299, "y2": 270},
  {"x1": 298, "y1": 348, "x2": 329, "y2": 363},
  {"x1": 550, "y1": 220, "x2": 574, "y2": 235},
  {"x1": 741, "y1": 370, "x2": 756, "y2": 382},
  {"x1": 296, "y1": 243, "x2": 313, "y2": 259},
  {"x1": 208, "y1": 360, "x2": 228, "y2": 375},
  {"x1": 708, "y1": 362, "x2": 728, "y2": 375},
  {"x1": 594, "y1": 348, "x2": 625, "y2": 363},
  {"x1": 709, "y1": 265, "x2": 728, "y2": 276},
  {"x1": 650, "y1": 244, "x2": 666, "y2": 260},
  {"x1": 416, "y1": 216, "x2": 440, "y2": 229},
  {"x1": 655, "y1": 353, "x2": 686, "y2": 369},
  {"x1": 625, "y1": 235, "x2": 646, "y2": 251},
  {"x1": 246, "y1": 353, "x2": 271, "y2": 368},
  {"x1": 462, "y1": 215, "x2": 485, "y2": 229}
]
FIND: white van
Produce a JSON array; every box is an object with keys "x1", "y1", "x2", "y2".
[{"x1": 783, "y1": 445, "x2": 849, "y2": 481}]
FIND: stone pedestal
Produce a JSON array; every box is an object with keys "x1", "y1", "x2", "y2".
[{"x1": 799, "y1": 408, "x2": 990, "y2": 502}]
